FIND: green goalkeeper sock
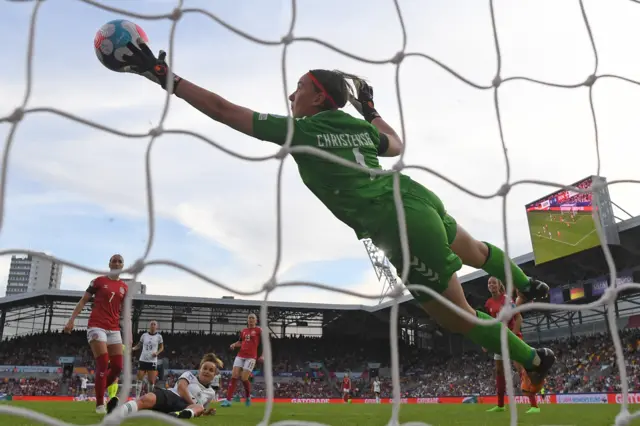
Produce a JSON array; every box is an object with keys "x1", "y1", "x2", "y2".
[
  {"x1": 465, "y1": 311, "x2": 538, "y2": 369},
  {"x1": 481, "y1": 242, "x2": 531, "y2": 291}
]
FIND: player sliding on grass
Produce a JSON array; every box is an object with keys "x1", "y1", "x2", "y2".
[
  {"x1": 111, "y1": 353, "x2": 222, "y2": 419},
  {"x1": 119, "y1": 42, "x2": 556, "y2": 386},
  {"x1": 484, "y1": 277, "x2": 541, "y2": 414}
]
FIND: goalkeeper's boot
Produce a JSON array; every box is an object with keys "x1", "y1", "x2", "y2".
[
  {"x1": 220, "y1": 399, "x2": 232, "y2": 407},
  {"x1": 525, "y1": 348, "x2": 555, "y2": 387},
  {"x1": 520, "y1": 278, "x2": 549, "y2": 302},
  {"x1": 106, "y1": 396, "x2": 119, "y2": 415},
  {"x1": 486, "y1": 406, "x2": 506, "y2": 412},
  {"x1": 245, "y1": 396, "x2": 252, "y2": 407}
]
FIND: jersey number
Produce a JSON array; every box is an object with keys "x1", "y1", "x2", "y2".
[
  {"x1": 145, "y1": 343, "x2": 153, "y2": 351},
  {"x1": 352, "y1": 148, "x2": 375, "y2": 180},
  {"x1": 108, "y1": 292, "x2": 115, "y2": 303}
]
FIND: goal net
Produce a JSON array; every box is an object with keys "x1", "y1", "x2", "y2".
[{"x1": 1, "y1": 0, "x2": 640, "y2": 426}]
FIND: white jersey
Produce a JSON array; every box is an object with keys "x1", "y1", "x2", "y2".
[
  {"x1": 139, "y1": 332, "x2": 163, "y2": 363},
  {"x1": 171, "y1": 371, "x2": 216, "y2": 407},
  {"x1": 212, "y1": 374, "x2": 221, "y2": 388},
  {"x1": 80, "y1": 377, "x2": 88, "y2": 389},
  {"x1": 373, "y1": 380, "x2": 381, "y2": 392}
]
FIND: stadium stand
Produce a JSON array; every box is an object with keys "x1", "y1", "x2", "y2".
[{"x1": 1, "y1": 216, "x2": 640, "y2": 402}]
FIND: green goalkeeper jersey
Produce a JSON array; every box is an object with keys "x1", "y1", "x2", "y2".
[{"x1": 252, "y1": 109, "x2": 397, "y2": 239}]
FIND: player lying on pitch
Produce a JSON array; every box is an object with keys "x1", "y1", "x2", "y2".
[
  {"x1": 111, "y1": 353, "x2": 223, "y2": 420},
  {"x1": 484, "y1": 277, "x2": 541, "y2": 414},
  {"x1": 118, "y1": 42, "x2": 556, "y2": 386}
]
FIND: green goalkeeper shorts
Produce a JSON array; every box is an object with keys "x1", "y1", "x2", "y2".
[{"x1": 370, "y1": 175, "x2": 462, "y2": 303}]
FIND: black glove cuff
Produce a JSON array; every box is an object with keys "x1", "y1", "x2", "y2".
[
  {"x1": 161, "y1": 74, "x2": 182, "y2": 93},
  {"x1": 362, "y1": 101, "x2": 380, "y2": 123}
]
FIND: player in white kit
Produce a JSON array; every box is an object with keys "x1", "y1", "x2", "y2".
[
  {"x1": 112, "y1": 353, "x2": 223, "y2": 420},
  {"x1": 132, "y1": 320, "x2": 164, "y2": 398},
  {"x1": 372, "y1": 377, "x2": 381, "y2": 403},
  {"x1": 80, "y1": 376, "x2": 88, "y2": 398}
]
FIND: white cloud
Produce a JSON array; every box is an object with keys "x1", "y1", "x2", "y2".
[{"x1": 2, "y1": 0, "x2": 640, "y2": 305}]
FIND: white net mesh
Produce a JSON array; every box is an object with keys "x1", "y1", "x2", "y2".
[{"x1": 2, "y1": 0, "x2": 640, "y2": 425}]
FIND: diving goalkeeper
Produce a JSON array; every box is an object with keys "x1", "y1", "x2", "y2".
[{"x1": 118, "y1": 43, "x2": 555, "y2": 386}]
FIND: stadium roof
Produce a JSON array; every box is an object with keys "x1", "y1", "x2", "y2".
[
  {"x1": 0, "y1": 288, "x2": 392, "y2": 314},
  {"x1": 2, "y1": 216, "x2": 640, "y2": 316}
]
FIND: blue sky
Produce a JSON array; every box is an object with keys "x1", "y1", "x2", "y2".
[{"x1": 1, "y1": 0, "x2": 640, "y2": 304}]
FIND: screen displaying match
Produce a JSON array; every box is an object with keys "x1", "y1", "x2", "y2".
[{"x1": 525, "y1": 176, "x2": 601, "y2": 265}]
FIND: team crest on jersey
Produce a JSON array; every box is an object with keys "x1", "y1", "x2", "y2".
[{"x1": 119, "y1": 287, "x2": 125, "y2": 295}]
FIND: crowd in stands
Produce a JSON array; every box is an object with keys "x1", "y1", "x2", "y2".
[
  {"x1": 0, "y1": 378, "x2": 58, "y2": 397},
  {"x1": 1, "y1": 328, "x2": 639, "y2": 398}
]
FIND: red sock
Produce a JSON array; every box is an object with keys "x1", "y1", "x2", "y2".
[
  {"x1": 496, "y1": 374, "x2": 506, "y2": 407},
  {"x1": 528, "y1": 393, "x2": 538, "y2": 408},
  {"x1": 242, "y1": 380, "x2": 251, "y2": 398},
  {"x1": 227, "y1": 378, "x2": 238, "y2": 401},
  {"x1": 343, "y1": 393, "x2": 348, "y2": 402},
  {"x1": 106, "y1": 355, "x2": 123, "y2": 388},
  {"x1": 94, "y1": 353, "x2": 109, "y2": 407}
]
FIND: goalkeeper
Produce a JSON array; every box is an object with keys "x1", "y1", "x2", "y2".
[{"x1": 120, "y1": 43, "x2": 555, "y2": 386}]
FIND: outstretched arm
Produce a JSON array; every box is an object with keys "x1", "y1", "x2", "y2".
[
  {"x1": 174, "y1": 79, "x2": 255, "y2": 137},
  {"x1": 121, "y1": 43, "x2": 297, "y2": 145}
]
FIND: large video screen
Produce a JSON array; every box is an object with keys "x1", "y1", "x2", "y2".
[{"x1": 525, "y1": 176, "x2": 602, "y2": 265}]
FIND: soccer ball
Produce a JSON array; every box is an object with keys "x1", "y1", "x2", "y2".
[{"x1": 94, "y1": 19, "x2": 149, "y2": 72}]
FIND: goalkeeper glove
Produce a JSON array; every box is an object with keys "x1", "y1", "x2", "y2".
[
  {"x1": 348, "y1": 79, "x2": 380, "y2": 123},
  {"x1": 122, "y1": 42, "x2": 182, "y2": 93}
]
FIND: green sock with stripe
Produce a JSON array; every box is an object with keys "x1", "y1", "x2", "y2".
[
  {"x1": 481, "y1": 242, "x2": 531, "y2": 291},
  {"x1": 465, "y1": 311, "x2": 538, "y2": 369}
]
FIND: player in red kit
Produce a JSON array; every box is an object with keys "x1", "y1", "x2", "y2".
[
  {"x1": 221, "y1": 313, "x2": 263, "y2": 408},
  {"x1": 342, "y1": 373, "x2": 351, "y2": 403},
  {"x1": 64, "y1": 254, "x2": 131, "y2": 414},
  {"x1": 484, "y1": 277, "x2": 541, "y2": 414}
]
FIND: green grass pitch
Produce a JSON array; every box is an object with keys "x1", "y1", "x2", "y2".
[
  {"x1": 527, "y1": 211, "x2": 600, "y2": 264},
  {"x1": 1, "y1": 401, "x2": 639, "y2": 426}
]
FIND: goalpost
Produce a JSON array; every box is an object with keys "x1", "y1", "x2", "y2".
[{"x1": 1, "y1": 0, "x2": 640, "y2": 425}]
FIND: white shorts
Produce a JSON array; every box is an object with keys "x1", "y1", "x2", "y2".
[
  {"x1": 87, "y1": 327, "x2": 122, "y2": 345},
  {"x1": 343, "y1": 388, "x2": 350, "y2": 393},
  {"x1": 233, "y1": 356, "x2": 256, "y2": 372}
]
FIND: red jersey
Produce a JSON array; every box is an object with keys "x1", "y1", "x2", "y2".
[
  {"x1": 86, "y1": 276, "x2": 128, "y2": 331},
  {"x1": 485, "y1": 294, "x2": 521, "y2": 338},
  {"x1": 343, "y1": 377, "x2": 351, "y2": 389},
  {"x1": 238, "y1": 326, "x2": 261, "y2": 359}
]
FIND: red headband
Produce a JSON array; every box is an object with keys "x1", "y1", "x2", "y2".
[{"x1": 307, "y1": 71, "x2": 337, "y2": 109}]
